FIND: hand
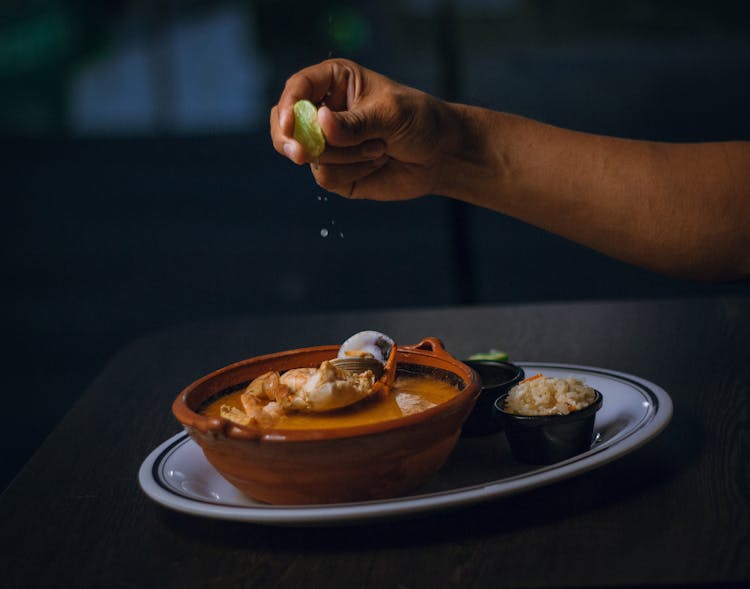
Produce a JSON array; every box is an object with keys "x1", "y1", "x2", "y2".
[{"x1": 270, "y1": 59, "x2": 453, "y2": 200}]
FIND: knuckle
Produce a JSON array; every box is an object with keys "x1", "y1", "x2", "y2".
[{"x1": 348, "y1": 111, "x2": 368, "y2": 137}]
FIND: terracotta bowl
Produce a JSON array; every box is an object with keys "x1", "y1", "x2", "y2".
[{"x1": 172, "y1": 337, "x2": 481, "y2": 505}]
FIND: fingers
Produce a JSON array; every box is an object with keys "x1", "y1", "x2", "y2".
[
  {"x1": 277, "y1": 60, "x2": 354, "y2": 137},
  {"x1": 320, "y1": 140, "x2": 386, "y2": 164},
  {"x1": 311, "y1": 157, "x2": 390, "y2": 197},
  {"x1": 270, "y1": 105, "x2": 307, "y2": 164},
  {"x1": 271, "y1": 59, "x2": 395, "y2": 171},
  {"x1": 272, "y1": 105, "x2": 386, "y2": 166},
  {"x1": 271, "y1": 63, "x2": 336, "y2": 161},
  {"x1": 318, "y1": 104, "x2": 389, "y2": 148},
  {"x1": 272, "y1": 60, "x2": 378, "y2": 164}
]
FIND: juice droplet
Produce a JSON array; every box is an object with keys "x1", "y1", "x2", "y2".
[
  {"x1": 320, "y1": 228, "x2": 329, "y2": 237},
  {"x1": 338, "y1": 232, "x2": 344, "y2": 238}
]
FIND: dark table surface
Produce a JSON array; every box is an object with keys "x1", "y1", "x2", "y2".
[{"x1": 2, "y1": 296, "x2": 749, "y2": 588}]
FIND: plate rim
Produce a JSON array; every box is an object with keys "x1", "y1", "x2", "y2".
[{"x1": 138, "y1": 362, "x2": 673, "y2": 525}]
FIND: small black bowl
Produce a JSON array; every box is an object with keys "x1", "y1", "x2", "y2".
[
  {"x1": 493, "y1": 390, "x2": 603, "y2": 464},
  {"x1": 461, "y1": 360, "x2": 525, "y2": 437}
]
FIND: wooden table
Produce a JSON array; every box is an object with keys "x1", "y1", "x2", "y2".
[{"x1": 2, "y1": 296, "x2": 748, "y2": 588}]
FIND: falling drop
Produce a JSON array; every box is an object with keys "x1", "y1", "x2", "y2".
[
  {"x1": 320, "y1": 228, "x2": 329, "y2": 238},
  {"x1": 338, "y1": 232, "x2": 344, "y2": 238}
]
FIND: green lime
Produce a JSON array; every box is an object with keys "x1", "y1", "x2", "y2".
[{"x1": 293, "y1": 100, "x2": 326, "y2": 158}]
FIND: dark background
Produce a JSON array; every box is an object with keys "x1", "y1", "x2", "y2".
[{"x1": 2, "y1": 0, "x2": 749, "y2": 490}]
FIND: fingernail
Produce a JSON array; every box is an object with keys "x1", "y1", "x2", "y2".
[{"x1": 283, "y1": 142, "x2": 294, "y2": 158}]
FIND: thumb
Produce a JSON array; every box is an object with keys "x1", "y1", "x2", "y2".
[{"x1": 318, "y1": 105, "x2": 389, "y2": 148}]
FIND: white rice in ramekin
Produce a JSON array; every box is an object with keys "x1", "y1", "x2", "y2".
[{"x1": 504, "y1": 375, "x2": 596, "y2": 416}]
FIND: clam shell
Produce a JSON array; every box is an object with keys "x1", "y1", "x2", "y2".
[
  {"x1": 337, "y1": 330, "x2": 395, "y2": 364},
  {"x1": 329, "y1": 357, "x2": 385, "y2": 379}
]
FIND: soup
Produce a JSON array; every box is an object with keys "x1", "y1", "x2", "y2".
[{"x1": 201, "y1": 370, "x2": 459, "y2": 430}]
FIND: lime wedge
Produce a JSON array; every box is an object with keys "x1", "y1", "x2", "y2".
[
  {"x1": 293, "y1": 100, "x2": 326, "y2": 158},
  {"x1": 467, "y1": 350, "x2": 509, "y2": 362}
]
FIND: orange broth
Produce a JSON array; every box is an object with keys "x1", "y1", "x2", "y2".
[{"x1": 201, "y1": 372, "x2": 459, "y2": 429}]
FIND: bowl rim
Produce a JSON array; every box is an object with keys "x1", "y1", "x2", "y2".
[
  {"x1": 462, "y1": 359, "x2": 525, "y2": 390},
  {"x1": 172, "y1": 337, "x2": 482, "y2": 443},
  {"x1": 493, "y1": 389, "x2": 603, "y2": 423}
]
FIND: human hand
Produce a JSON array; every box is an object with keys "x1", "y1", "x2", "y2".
[{"x1": 270, "y1": 59, "x2": 452, "y2": 200}]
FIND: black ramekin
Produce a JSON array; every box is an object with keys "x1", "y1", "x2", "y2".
[
  {"x1": 493, "y1": 390, "x2": 603, "y2": 464},
  {"x1": 461, "y1": 360, "x2": 525, "y2": 436}
]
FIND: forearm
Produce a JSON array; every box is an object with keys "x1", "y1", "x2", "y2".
[{"x1": 436, "y1": 103, "x2": 750, "y2": 281}]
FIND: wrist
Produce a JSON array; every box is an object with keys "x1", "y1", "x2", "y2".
[{"x1": 433, "y1": 103, "x2": 508, "y2": 207}]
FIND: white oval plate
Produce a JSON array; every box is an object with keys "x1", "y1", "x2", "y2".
[{"x1": 138, "y1": 363, "x2": 672, "y2": 525}]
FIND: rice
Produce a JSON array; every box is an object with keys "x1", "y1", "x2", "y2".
[{"x1": 504, "y1": 374, "x2": 596, "y2": 416}]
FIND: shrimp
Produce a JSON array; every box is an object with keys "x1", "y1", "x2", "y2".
[
  {"x1": 279, "y1": 367, "x2": 317, "y2": 393},
  {"x1": 239, "y1": 371, "x2": 290, "y2": 426},
  {"x1": 283, "y1": 360, "x2": 375, "y2": 413},
  {"x1": 224, "y1": 330, "x2": 396, "y2": 427},
  {"x1": 232, "y1": 362, "x2": 376, "y2": 426}
]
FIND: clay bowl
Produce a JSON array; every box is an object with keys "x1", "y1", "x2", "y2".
[{"x1": 172, "y1": 337, "x2": 481, "y2": 505}]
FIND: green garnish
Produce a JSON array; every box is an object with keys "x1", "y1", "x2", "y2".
[{"x1": 468, "y1": 349, "x2": 509, "y2": 362}]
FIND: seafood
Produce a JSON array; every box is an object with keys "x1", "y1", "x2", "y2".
[
  {"x1": 221, "y1": 331, "x2": 397, "y2": 427},
  {"x1": 338, "y1": 330, "x2": 394, "y2": 363},
  {"x1": 394, "y1": 392, "x2": 436, "y2": 416}
]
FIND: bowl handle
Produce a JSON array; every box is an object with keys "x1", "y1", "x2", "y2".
[{"x1": 405, "y1": 337, "x2": 451, "y2": 359}]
